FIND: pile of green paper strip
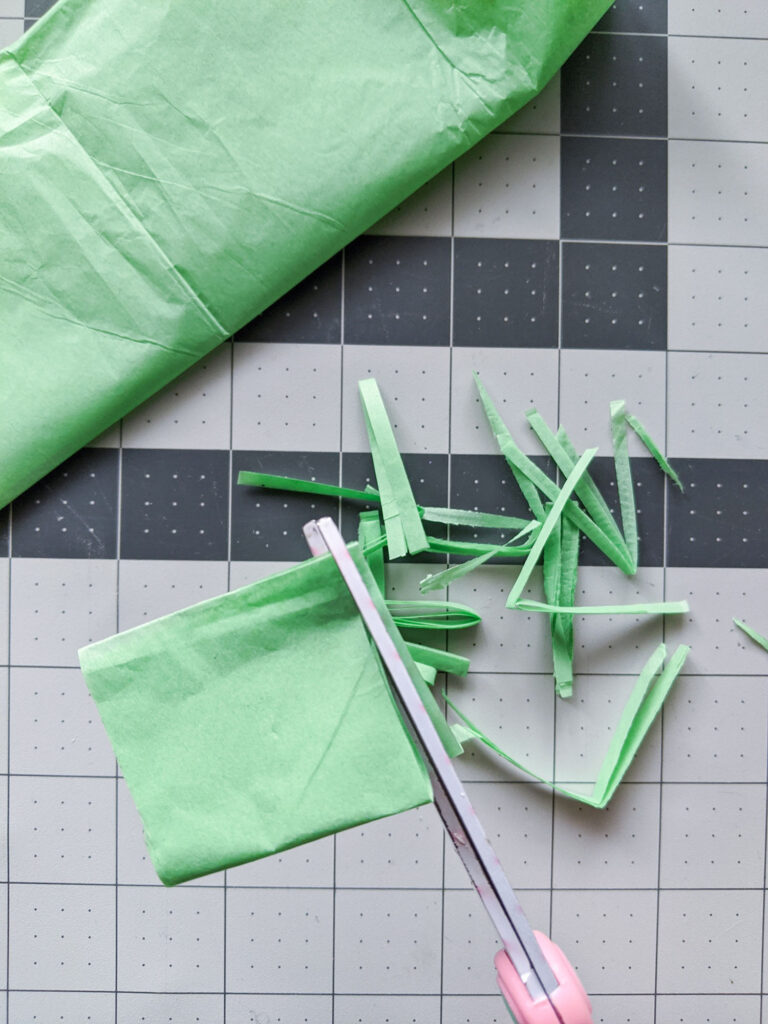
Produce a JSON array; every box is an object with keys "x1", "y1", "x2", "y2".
[
  {"x1": 238, "y1": 376, "x2": 691, "y2": 809},
  {"x1": 0, "y1": 0, "x2": 612, "y2": 508}
]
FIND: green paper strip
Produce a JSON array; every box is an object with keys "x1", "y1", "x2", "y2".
[
  {"x1": 359, "y1": 379, "x2": 428, "y2": 559},
  {"x1": 358, "y1": 510, "x2": 386, "y2": 595},
  {"x1": 419, "y1": 538, "x2": 517, "y2": 594},
  {"x1": 474, "y1": 375, "x2": 631, "y2": 570},
  {"x1": 626, "y1": 414, "x2": 684, "y2": 492},
  {"x1": 421, "y1": 506, "x2": 535, "y2": 532},
  {"x1": 542, "y1": 512, "x2": 574, "y2": 699},
  {"x1": 514, "y1": 599, "x2": 689, "y2": 615},
  {"x1": 543, "y1": 517, "x2": 570, "y2": 698},
  {"x1": 553, "y1": 511, "x2": 580, "y2": 699},
  {"x1": 525, "y1": 408, "x2": 633, "y2": 572},
  {"x1": 238, "y1": 471, "x2": 372, "y2": 503},
  {"x1": 424, "y1": 535, "x2": 534, "y2": 559},
  {"x1": 734, "y1": 618, "x2": 768, "y2": 653},
  {"x1": 387, "y1": 601, "x2": 481, "y2": 631},
  {"x1": 404, "y1": 642, "x2": 470, "y2": 677},
  {"x1": 419, "y1": 523, "x2": 538, "y2": 594},
  {"x1": 610, "y1": 400, "x2": 639, "y2": 574},
  {"x1": 473, "y1": 372, "x2": 547, "y2": 522},
  {"x1": 592, "y1": 645, "x2": 689, "y2": 803},
  {"x1": 507, "y1": 448, "x2": 597, "y2": 609},
  {"x1": 542, "y1": 506, "x2": 562, "y2": 612},
  {"x1": 447, "y1": 643, "x2": 689, "y2": 808},
  {"x1": 415, "y1": 662, "x2": 438, "y2": 686}
]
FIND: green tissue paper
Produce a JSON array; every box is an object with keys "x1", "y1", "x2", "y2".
[
  {"x1": 78, "y1": 548, "x2": 432, "y2": 885},
  {"x1": 0, "y1": 0, "x2": 611, "y2": 508}
]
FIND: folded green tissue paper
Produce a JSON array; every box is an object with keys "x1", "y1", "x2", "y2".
[
  {"x1": 0, "y1": 0, "x2": 612, "y2": 508},
  {"x1": 78, "y1": 548, "x2": 431, "y2": 885}
]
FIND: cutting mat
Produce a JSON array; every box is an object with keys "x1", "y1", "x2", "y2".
[{"x1": 2, "y1": 1, "x2": 768, "y2": 1021}]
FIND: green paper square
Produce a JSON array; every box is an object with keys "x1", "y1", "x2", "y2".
[{"x1": 79, "y1": 550, "x2": 431, "y2": 885}]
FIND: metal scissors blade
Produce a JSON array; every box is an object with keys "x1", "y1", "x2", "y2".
[{"x1": 303, "y1": 517, "x2": 563, "y2": 1016}]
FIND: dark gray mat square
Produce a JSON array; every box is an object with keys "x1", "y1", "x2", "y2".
[
  {"x1": 562, "y1": 34, "x2": 667, "y2": 138},
  {"x1": 0, "y1": 508, "x2": 8, "y2": 557},
  {"x1": 236, "y1": 254, "x2": 341, "y2": 345},
  {"x1": 25, "y1": 0, "x2": 54, "y2": 17},
  {"x1": 121, "y1": 450, "x2": 229, "y2": 560},
  {"x1": 562, "y1": 137, "x2": 667, "y2": 242},
  {"x1": 596, "y1": 0, "x2": 667, "y2": 35},
  {"x1": 562, "y1": 242, "x2": 667, "y2": 350},
  {"x1": 453, "y1": 239, "x2": 559, "y2": 348},
  {"x1": 344, "y1": 236, "x2": 451, "y2": 346},
  {"x1": 12, "y1": 449, "x2": 118, "y2": 559},
  {"x1": 450, "y1": 453, "x2": 555, "y2": 523},
  {"x1": 667, "y1": 459, "x2": 768, "y2": 568},
  {"x1": 232, "y1": 451, "x2": 339, "y2": 560}
]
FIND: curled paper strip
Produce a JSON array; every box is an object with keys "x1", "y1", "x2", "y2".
[
  {"x1": 387, "y1": 601, "x2": 482, "y2": 632},
  {"x1": 447, "y1": 644, "x2": 690, "y2": 807}
]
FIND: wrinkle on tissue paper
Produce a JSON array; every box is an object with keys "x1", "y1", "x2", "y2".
[
  {"x1": 0, "y1": 0, "x2": 612, "y2": 508},
  {"x1": 78, "y1": 546, "x2": 432, "y2": 886}
]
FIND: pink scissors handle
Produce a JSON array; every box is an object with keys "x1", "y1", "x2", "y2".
[{"x1": 496, "y1": 931, "x2": 593, "y2": 1024}]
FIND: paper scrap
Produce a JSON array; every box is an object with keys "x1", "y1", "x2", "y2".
[
  {"x1": 419, "y1": 524, "x2": 538, "y2": 594},
  {"x1": 734, "y1": 618, "x2": 768, "y2": 653},
  {"x1": 446, "y1": 644, "x2": 690, "y2": 807},
  {"x1": 404, "y1": 642, "x2": 470, "y2": 678},
  {"x1": 358, "y1": 379, "x2": 429, "y2": 559},
  {"x1": 610, "y1": 401, "x2": 639, "y2": 571},
  {"x1": 387, "y1": 601, "x2": 482, "y2": 631},
  {"x1": 626, "y1": 413, "x2": 684, "y2": 492},
  {"x1": 238, "y1": 471, "x2": 372, "y2": 503},
  {"x1": 420, "y1": 506, "x2": 534, "y2": 532},
  {"x1": 514, "y1": 599, "x2": 689, "y2": 615}
]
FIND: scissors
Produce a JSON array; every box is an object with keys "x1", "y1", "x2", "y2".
[{"x1": 303, "y1": 518, "x2": 593, "y2": 1024}]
